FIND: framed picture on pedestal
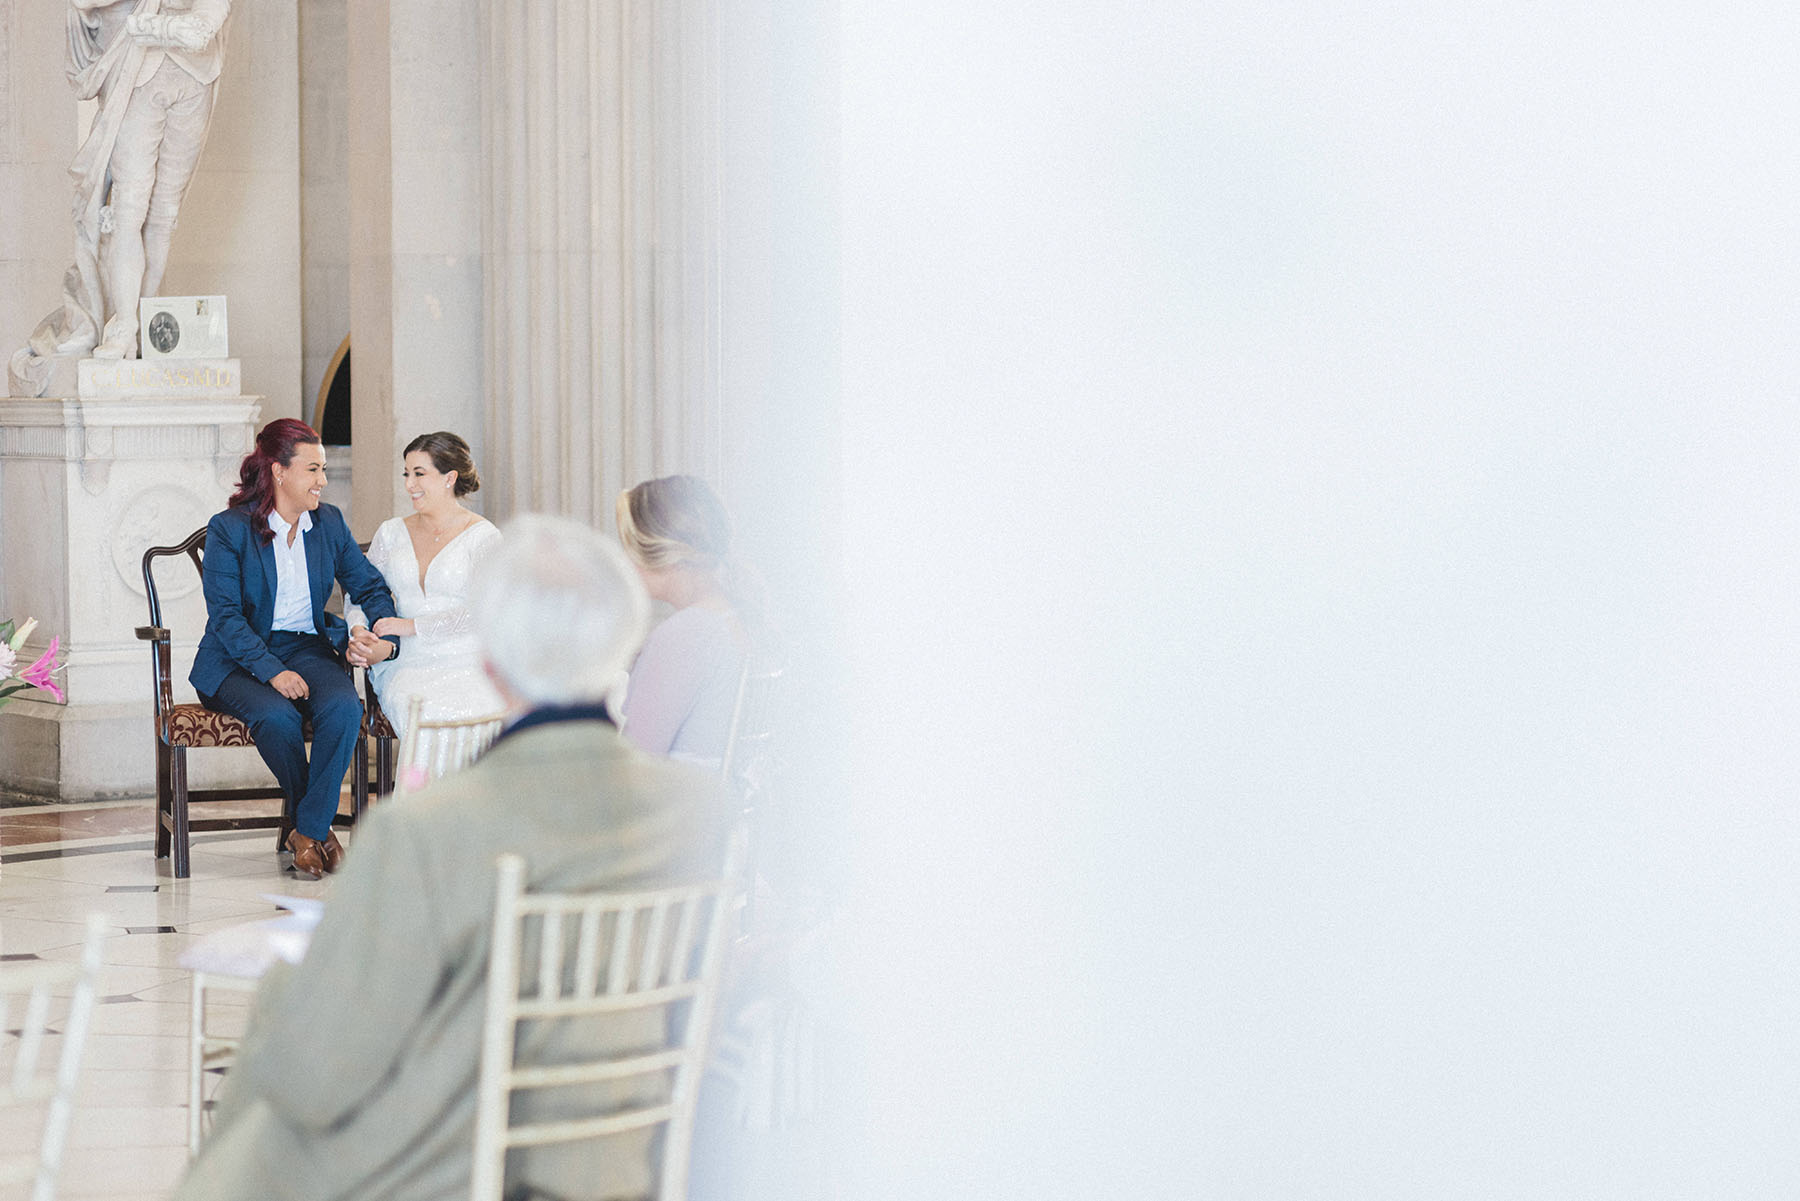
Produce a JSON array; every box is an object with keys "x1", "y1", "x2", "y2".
[{"x1": 139, "y1": 296, "x2": 229, "y2": 360}]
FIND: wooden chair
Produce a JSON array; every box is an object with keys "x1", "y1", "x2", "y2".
[
  {"x1": 0, "y1": 915, "x2": 106, "y2": 1201},
  {"x1": 390, "y1": 696, "x2": 506, "y2": 800},
  {"x1": 135, "y1": 528, "x2": 396, "y2": 878},
  {"x1": 470, "y1": 846, "x2": 740, "y2": 1201}
]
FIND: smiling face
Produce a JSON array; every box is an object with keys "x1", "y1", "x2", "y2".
[
  {"x1": 272, "y1": 443, "x2": 326, "y2": 519},
  {"x1": 402, "y1": 450, "x2": 457, "y2": 513}
]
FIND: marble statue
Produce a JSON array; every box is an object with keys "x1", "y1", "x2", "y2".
[{"x1": 8, "y1": 0, "x2": 231, "y2": 396}]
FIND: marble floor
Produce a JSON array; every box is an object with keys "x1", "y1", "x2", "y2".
[
  {"x1": 0, "y1": 794, "x2": 833, "y2": 1201},
  {"x1": 0, "y1": 797, "x2": 341, "y2": 1201}
]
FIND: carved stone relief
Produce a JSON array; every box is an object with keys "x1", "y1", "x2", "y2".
[{"x1": 109, "y1": 483, "x2": 214, "y2": 598}]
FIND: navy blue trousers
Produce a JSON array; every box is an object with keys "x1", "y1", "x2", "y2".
[{"x1": 199, "y1": 631, "x2": 362, "y2": 841}]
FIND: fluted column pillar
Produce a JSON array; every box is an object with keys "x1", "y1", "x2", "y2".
[
  {"x1": 348, "y1": 0, "x2": 486, "y2": 536},
  {"x1": 482, "y1": 0, "x2": 721, "y2": 526}
]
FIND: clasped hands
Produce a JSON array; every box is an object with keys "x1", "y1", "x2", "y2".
[{"x1": 346, "y1": 624, "x2": 398, "y2": 669}]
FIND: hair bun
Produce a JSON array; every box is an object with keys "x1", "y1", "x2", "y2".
[{"x1": 404, "y1": 430, "x2": 481, "y2": 497}]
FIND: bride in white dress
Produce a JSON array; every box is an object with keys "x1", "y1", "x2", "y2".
[{"x1": 345, "y1": 431, "x2": 504, "y2": 739}]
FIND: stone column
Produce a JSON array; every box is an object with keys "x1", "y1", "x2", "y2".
[
  {"x1": 0, "y1": 365, "x2": 259, "y2": 800},
  {"x1": 481, "y1": 0, "x2": 723, "y2": 526},
  {"x1": 347, "y1": 0, "x2": 485, "y2": 538}
]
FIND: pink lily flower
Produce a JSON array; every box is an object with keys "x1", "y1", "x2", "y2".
[{"x1": 20, "y1": 637, "x2": 64, "y2": 703}]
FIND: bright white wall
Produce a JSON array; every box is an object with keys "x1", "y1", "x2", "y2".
[{"x1": 824, "y1": 3, "x2": 1800, "y2": 1197}]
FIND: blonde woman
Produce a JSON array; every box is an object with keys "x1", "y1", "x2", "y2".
[
  {"x1": 345, "y1": 431, "x2": 503, "y2": 739},
  {"x1": 614, "y1": 475, "x2": 752, "y2": 766}
]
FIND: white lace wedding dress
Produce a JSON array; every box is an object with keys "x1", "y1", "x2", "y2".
[{"x1": 346, "y1": 516, "x2": 505, "y2": 739}]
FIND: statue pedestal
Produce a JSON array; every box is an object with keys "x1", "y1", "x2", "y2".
[{"x1": 0, "y1": 361, "x2": 266, "y2": 800}]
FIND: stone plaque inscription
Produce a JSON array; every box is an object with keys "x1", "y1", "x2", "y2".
[{"x1": 79, "y1": 358, "x2": 242, "y2": 400}]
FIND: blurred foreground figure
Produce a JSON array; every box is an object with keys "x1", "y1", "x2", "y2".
[
  {"x1": 616, "y1": 475, "x2": 757, "y2": 768},
  {"x1": 174, "y1": 514, "x2": 727, "y2": 1201}
]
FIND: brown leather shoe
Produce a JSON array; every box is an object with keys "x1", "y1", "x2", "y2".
[
  {"x1": 286, "y1": 829, "x2": 325, "y2": 880},
  {"x1": 320, "y1": 831, "x2": 345, "y2": 874}
]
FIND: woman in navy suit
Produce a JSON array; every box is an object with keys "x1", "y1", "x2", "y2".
[{"x1": 190, "y1": 418, "x2": 401, "y2": 878}]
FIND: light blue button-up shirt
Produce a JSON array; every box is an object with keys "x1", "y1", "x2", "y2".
[{"x1": 267, "y1": 509, "x2": 316, "y2": 634}]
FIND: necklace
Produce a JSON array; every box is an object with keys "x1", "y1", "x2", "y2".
[{"x1": 423, "y1": 512, "x2": 470, "y2": 543}]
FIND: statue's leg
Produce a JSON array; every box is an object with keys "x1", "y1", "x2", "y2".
[
  {"x1": 95, "y1": 77, "x2": 172, "y2": 360},
  {"x1": 140, "y1": 75, "x2": 218, "y2": 303}
]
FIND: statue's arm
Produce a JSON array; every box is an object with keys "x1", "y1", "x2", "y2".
[{"x1": 125, "y1": 1, "x2": 229, "y2": 52}]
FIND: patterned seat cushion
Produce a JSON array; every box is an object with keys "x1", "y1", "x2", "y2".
[
  {"x1": 165, "y1": 700, "x2": 392, "y2": 746},
  {"x1": 167, "y1": 704, "x2": 256, "y2": 748},
  {"x1": 167, "y1": 704, "x2": 320, "y2": 747}
]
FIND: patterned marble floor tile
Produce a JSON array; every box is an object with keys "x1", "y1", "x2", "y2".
[
  {"x1": 0, "y1": 1105, "x2": 47, "y2": 1159},
  {"x1": 76, "y1": 1031, "x2": 189, "y2": 1074},
  {"x1": 64, "y1": 1103, "x2": 188, "y2": 1150},
  {"x1": 72, "y1": 1067, "x2": 189, "y2": 1110},
  {"x1": 0, "y1": 873, "x2": 109, "y2": 902},
  {"x1": 0, "y1": 852, "x2": 166, "y2": 886},
  {"x1": 0, "y1": 961, "x2": 187, "y2": 1003},
  {"x1": 46, "y1": 1141, "x2": 188, "y2": 1198},
  {"x1": 180, "y1": 908, "x2": 293, "y2": 937},
  {"x1": 0, "y1": 913, "x2": 98, "y2": 955},
  {"x1": 0, "y1": 802, "x2": 371, "y2": 1199},
  {"x1": 181, "y1": 871, "x2": 334, "y2": 906},
  {"x1": 0, "y1": 890, "x2": 272, "y2": 930},
  {"x1": 94, "y1": 964, "x2": 193, "y2": 1001},
  {"x1": 37, "y1": 931, "x2": 200, "y2": 970},
  {"x1": 85, "y1": 1000, "x2": 207, "y2": 1039}
]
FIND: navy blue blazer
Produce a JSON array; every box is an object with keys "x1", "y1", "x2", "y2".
[{"x1": 190, "y1": 503, "x2": 400, "y2": 698}]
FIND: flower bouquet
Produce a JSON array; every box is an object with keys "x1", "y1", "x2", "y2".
[{"x1": 0, "y1": 618, "x2": 65, "y2": 709}]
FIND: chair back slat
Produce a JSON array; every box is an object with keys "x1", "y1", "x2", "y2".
[
  {"x1": 536, "y1": 910, "x2": 564, "y2": 1002},
  {"x1": 637, "y1": 898, "x2": 672, "y2": 992},
  {"x1": 512, "y1": 981, "x2": 702, "y2": 1018},
  {"x1": 392, "y1": 696, "x2": 505, "y2": 799},
  {"x1": 507, "y1": 1048, "x2": 686, "y2": 1091},
  {"x1": 720, "y1": 659, "x2": 782, "y2": 794},
  {"x1": 0, "y1": 915, "x2": 106, "y2": 1200},
  {"x1": 603, "y1": 906, "x2": 638, "y2": 996},
  {"x1": 471, "y1": 847, "x2": 740, "y2": 1201},
  {"x1": 572, "y1": 910, "x2": 602, "y2": 1000},
  {"x1": 668, "y1": 894, "x2": 705, "y2": 993}
]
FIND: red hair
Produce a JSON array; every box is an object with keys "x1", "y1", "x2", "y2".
[{"x1": 230, "y1": 418, "x2": 322, "y2": 542}]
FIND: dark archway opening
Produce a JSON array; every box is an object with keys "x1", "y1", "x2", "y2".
[{"x1": 313, "y1": 334, "x2": 351, "y2": 443}]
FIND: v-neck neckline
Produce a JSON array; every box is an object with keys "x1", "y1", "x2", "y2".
[{"x1": 404, "y1": 515, "x2": 480, "y2": 596}]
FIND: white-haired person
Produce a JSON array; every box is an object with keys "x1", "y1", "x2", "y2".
[
  {"x1": 173, "y1": 515, "x2": 729, "y2": 1201},
  {"x1": 614, "y1": 475, "x2": 758, "y2": 767}
]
